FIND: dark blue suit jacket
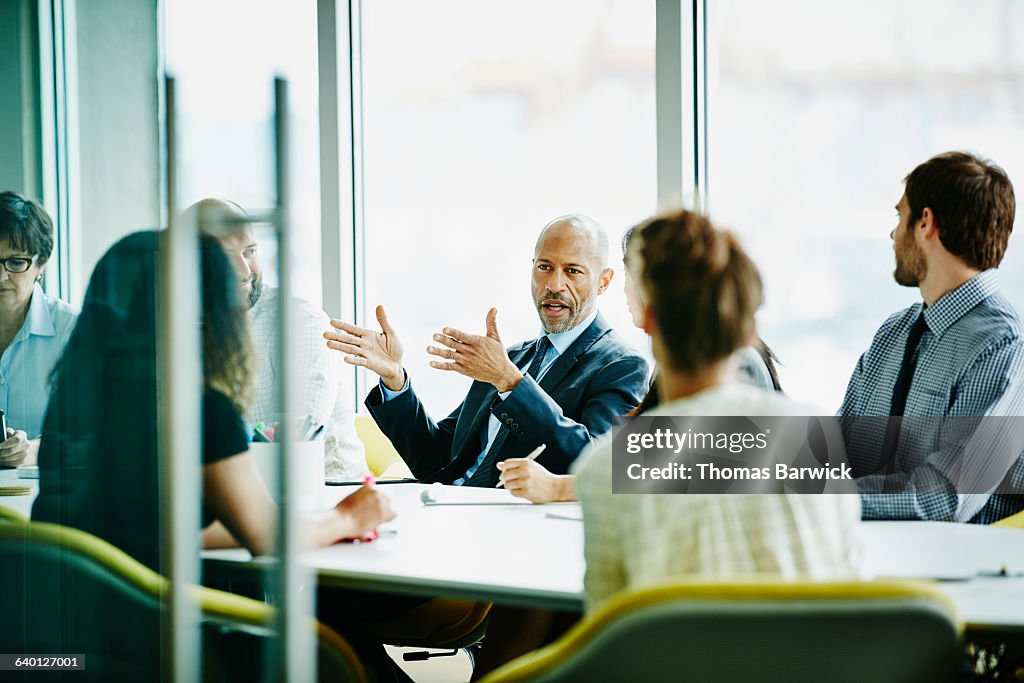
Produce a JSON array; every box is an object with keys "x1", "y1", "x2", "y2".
[{"x1": 365, "y1": 313, "x2": 649, "y2": 486}]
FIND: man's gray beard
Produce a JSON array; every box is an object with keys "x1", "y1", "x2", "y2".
[
  {"x1": 248, "y1": 277, "x2": 264, "y2": 309},
  {"x1": 539, "y1": 299, "x2": 593, "y2": 334}
]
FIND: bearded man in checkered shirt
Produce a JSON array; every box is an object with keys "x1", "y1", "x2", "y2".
[
  {"x1": 839, "y1": 151, "x2": 1024, "y2": 523},
  {"x1": 188, "y1": 198, "x2": 370, "y2": 480}
]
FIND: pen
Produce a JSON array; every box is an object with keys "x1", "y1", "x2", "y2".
[
  {"x1": 297, "y1": 415, "x2": 317, "y2": 441},
  {"x1": 363, "y1": 474, "x2": 380, "y2": 541},
  {"x1": 310, "y1": 424, "x2": 325, "y2": 441},
  {"x1": 496, "y1": 443, "x2": 547, "y2": 488}
]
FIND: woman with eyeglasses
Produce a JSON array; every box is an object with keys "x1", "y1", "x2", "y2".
[{"x1": 0, "y1": 191, "x2": 76, "y2": 468}]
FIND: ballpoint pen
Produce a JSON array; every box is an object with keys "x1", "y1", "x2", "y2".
[{"x1": 496, "y1": 443, "x2": 547, "y2": 488}]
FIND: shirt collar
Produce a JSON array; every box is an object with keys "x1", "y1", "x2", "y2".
[
  {"x1": 539, "y1": 308, "x2": 599, "y2": 357},
  {"x1": 247, "y1": 284, "x2": 278, "y2": 317},
  {"x1": 17, "y1": 282, "x2": 57, "y2": 341},
  {"x1": 921, "y1": 269, "x2": 1000, "y2": 337}
]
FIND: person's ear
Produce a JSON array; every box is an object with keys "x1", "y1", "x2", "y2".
[
  {"x1": 596, "y1": 267, "x2": 614, "y2": 294},
  {"x1": 918, "y1": 207, "x2": 939, "y2": 242}
]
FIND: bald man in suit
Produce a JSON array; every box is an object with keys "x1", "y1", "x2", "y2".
[{"x1": 325, "y1": 214, "x2": 649, "y2": 487}]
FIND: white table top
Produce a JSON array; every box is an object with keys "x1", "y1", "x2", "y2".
[
  {"x1": 203, "y1": 483, "x2": 1024, "y2": 628},
  {"x1": 861, "y1": 520, "x2": 1024, "y2": 580},
  {"x1": 206, "y1": 483, "x2": 585, "y2": 610}
]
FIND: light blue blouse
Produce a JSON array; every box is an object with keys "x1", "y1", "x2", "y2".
[{"x1": 0, "y1": 283, "x2": 77, "y2": 438}]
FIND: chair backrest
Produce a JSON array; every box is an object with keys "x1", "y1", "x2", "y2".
[
  {"x1": 355, "y1": 413, "x2": 405, "y2": 476},
  {"x1": 481, "y1": 580, "x2": 962, "y2": 683},
  {"x1": 0, "y1": 521, "x2": 366, "y2": 682},
  {"x1": 992, "y1": 508, "x2": 1024, "y2": 528},
  {"x1": 0, "y1": 502, "x2": 29, "y2": 523}
]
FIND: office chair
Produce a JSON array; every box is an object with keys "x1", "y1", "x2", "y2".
[
  {"x1": 353, "y1": 413, "x2": 490, "y2": 660},
  {"x1": 992, "y1": 509, "x2": 1024, "y2": 528},
  {"x1": 0, "y1": 503, "x2": 28, "y2": 523},
  {"x1": 0, "y1": 520, "x2": 367, "y2": 682},
  {"x1": 354, "y1": 413, "x2": 413, "y2": 478},
  {"x1": 480, "y1": 579, "x2": 961, "y2": 683}
]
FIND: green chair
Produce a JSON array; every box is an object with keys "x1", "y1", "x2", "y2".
[
  {"x1": 480, "y1": 579, "x2": 962, "y2": 683},
  {"x1": 0, "y1": 520, "x2": 366, "y2": 682},
  {"x1": 0, "y1": 503, "x2": 29, "y2": 523}
]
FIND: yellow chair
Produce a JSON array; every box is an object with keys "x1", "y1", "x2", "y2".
[
  {"x1": 481, "y1": 580, "x2": 962, "y2": 683},
  {"x1": 0, "y1": 520, "x2": 366, "y2": 682},
  {"x1": 354, "y1": 413, "x2": 413, "y2": 478},
  {"x1": 992, "y1": 508, "x2": 1024, "y2": 528}
]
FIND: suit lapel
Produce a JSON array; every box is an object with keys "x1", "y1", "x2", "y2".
[{"x1": 536, "y1": 314, "x2": 610, "y2": 394}]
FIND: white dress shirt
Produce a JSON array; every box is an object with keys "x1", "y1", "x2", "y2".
[{"x1": 0, "y1": 283, "x2": 77, "y2": 438}]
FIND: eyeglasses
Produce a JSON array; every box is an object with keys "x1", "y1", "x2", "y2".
[{"x1": 0, "y1": 256, "x2": 38, "y2": 274}]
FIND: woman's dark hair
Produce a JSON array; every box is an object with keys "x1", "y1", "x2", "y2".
[
  {"x1": 34, "y1": 229, "x2": 252, "y2": 604},
  {"x1": 0, "y1": 191, "x2": 54, "y2": 263},
  {"x1": 48, "y1": 230, "x2": 252, "y2": 412}
]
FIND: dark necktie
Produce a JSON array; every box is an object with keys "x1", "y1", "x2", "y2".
[
  {"x1": 464, "y1": 336, "x2": 552, "y2": 487},
  {"x1": 524, "y1": 336, "x2": 553, "y2": 381},
  {"x1": 880, "y1": 312, "x2": 928, "y2": 478},
  {"x1": 889, "y1": 312, "x2": 928, "y2": 417}
]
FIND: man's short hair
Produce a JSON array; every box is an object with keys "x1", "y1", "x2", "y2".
[
  {"x1": 904, "y1": 151, "x2": 1016, "y2": 270},
  {"x1": 636, "y1": 210, "x2": 762, "y2": 374},
  {"x1": 0, "y1": 191, "x2": 54, "y2": 264}
]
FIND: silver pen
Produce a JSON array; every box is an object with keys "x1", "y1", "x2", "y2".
[{"x1": 496, "y1": 443, "x2": 547, "y2": 488}]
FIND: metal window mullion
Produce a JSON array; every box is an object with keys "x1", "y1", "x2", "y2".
[
  {"x1": 272, "y1": 77, "x2": 317, "y2": 683},
  {"x1": 316, "y1": 0, "x2": 360, "y2": 407},
  {"x1": 160, "y1": 75, "x2": 203, "y2": 683},
  {"x1": 349, "y1": 0, "x2": 367, "y2": 403},
  {"x1": 37, "y1": 0, "x2": 58, "y2": 294},
  {"x1": 656, "y1": 0, "x2": 703, "y2": 212},
  {"x1": 46, "y1": 0, "x2": 81, "y2": 304},
  {"x1": 694, "y1": 0, "x2": 708, "y2": 213}
]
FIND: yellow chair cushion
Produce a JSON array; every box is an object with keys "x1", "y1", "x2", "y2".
[{"x1": 355, "y1": 413, "x2": 411, "y2": 477}]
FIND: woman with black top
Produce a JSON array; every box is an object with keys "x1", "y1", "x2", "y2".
[{"x1": 32, "y1": 230, "x2": 394, "y2": 678}]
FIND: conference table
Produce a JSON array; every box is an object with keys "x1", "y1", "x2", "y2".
[
  {"x1": 5, "y1": 470, "x2": 1023, "y2": 634},
  {"x1": 203, "y1": 483, "x2": 1024, "y2": 635}
]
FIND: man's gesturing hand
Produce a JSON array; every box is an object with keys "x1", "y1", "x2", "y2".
[
  {"x1": 427, "y1": 308, "x2": 524, "y2": 392},
  {"x1": 325, "y1": 305, "x2": 405, "y2": 391}
]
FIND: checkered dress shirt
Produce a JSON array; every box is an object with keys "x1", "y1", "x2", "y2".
[
  {"x1": 839, "y1": 270, "x2": 1024, "y2": 523},
  {"x1": 247, "y1": 287, "x2": 369, "y2": 479}
]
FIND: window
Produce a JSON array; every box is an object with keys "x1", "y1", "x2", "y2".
[
  {"x1": 708, "y1": 0, "x2": 1024, "y2": 410},
  {"x1": 361, "y1": 0, "x2": 657, "y2": 411},
  {"x1": 165, "y1": 0, "x2": 322, "y2": 304}
]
